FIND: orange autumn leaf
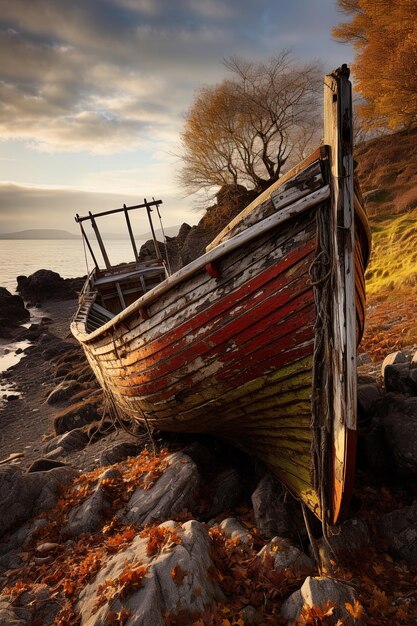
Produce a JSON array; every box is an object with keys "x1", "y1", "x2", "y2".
[
  {"x1": 172, "y1": 564, "x2": 187, "y2": 586},
  {"x1": 345, "y1": 600, "x2": 365, "y2": 620}
]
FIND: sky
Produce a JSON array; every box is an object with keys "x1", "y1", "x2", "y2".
[{"x1": 0, "y1": 0, "x2": 353, "y2": 235}]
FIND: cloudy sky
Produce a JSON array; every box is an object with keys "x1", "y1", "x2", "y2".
[{"x1": 0, "y1": 0, "x2": 353, "y2": 235}]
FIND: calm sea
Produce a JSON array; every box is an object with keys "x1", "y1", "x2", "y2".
[{"x1": 0, "y1": 239, "x2": 144, "y2": 293}]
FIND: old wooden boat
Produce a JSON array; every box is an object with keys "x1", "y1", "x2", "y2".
[{"x1": 71, "y1": 66, "x2": 371, "y2": 524}]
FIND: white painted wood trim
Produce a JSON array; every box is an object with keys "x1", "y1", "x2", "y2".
[{"x1": 72, "y1": 184, "x2": 330, "y2": 343}]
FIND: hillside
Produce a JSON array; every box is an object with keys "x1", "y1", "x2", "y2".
[
  {"x1": 355, "y1": 127, "x2": 417, "y2": 359},
  {"x1": 0, "y1": 229, "x2": 78, "y2": 240}
]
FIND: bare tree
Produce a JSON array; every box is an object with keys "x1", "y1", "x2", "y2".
[{"x1": 180, "y1": 51, "x2": 322, "y2": 196}]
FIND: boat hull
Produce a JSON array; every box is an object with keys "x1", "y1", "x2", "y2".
[{"x1": 71, "y1": 68, "x2": 371, "y2": 524}]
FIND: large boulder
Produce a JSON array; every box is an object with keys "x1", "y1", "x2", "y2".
[
  {"x1": 0, "y1": 287, "x2": 30, "y2": 334},
  {"x1": 281, "y1": 576, "x2": 365, "y2": 625},
  {"x1": 379, "y1": 500, "x2": 417, "y2": 567},
  {"x1": 16, "y1": 270, "x2": 84, "y2": 304},
  {"x1": 77, "y1": 520, "x2": 225, "y2": 626},
  {"x1": 376, "y1": 395, "x2": 417, "y2": 476},
  {"x1": 258, "y1": 537, "x2": 314, "y2": 579},
  {"x1": 125, "y1": 452, "x2": 201, "y2": 526},
  {"x1": 251, "y1": 473, "x2": 305, "y2": 541},
  {"x1": 0, "y1": 465, "x2": 78, "y2": 538},
  {"x1": 62, "y1": 468, "x2": 120, "y2": 538}
]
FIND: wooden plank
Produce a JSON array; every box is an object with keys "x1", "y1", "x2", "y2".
[
  {"x1": 323, "y1": 65, "x2": 356, "y2": 523},
  {"x1": 207, "y1": 147, "x2": 324, "y2": 251},
  {"x1": 71, "y1": 184, "x2": 330, "y2": 343}
]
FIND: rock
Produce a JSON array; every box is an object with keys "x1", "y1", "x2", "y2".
[
  {"x1": 1, "y1": 584, "x2": 62, "y2": 626},
  {"x1": 359, "y1": 419, "x2": 392, "y2": 478},
  {"x1": 251, "y1": 473, "x2": 305, "y2": 541},
  {"x1": 218, "y1": 518, "x2": 253, "y2": 545},
  {"x1": 62, "y1": 468, "x2": 121, "y2": 538},
  {"x1": 379, "y1": 395, "x2": 417, "y2": 476},
  {"x1": 240, "y1": 605, "x2": 261, "y2": 624},
  {"x1": 16, "y1": 270, "x2": 84, "y2": 304},
  {"x1": 281, "y1": 576, "x2": 365, "y2": 625},
  {"x1": 41, "y1": 340, "x2": 76, "y2": 361},
  {"x1": 379, "y1": 500, "x2": 417, "y2": 567},
  {"x1": 0, "y1": 519, "x2": 47, "y2": 574},
  {"x1": 384, "y1": 362, "x2": 417, "y2": 395},
  {"x1": 0, "y1": 287, "x2": 30, "y2": 333},
  {"x1": 357, "y1": 383, "x2": 382, "y2": 420},
  {"x1": 258, "y1": 537, "x2": 314, "y2": 578},
  {"x1": 26, "y1": 458, "x2": 68, "y2": 473},
  {"x1": 381, "y1": 351, "x2": 408, "y2": 377},
  {"x1": 126, "y1": 452, "x2": 201, "y2": 526},
  {"x1": 53, "y1": 398, "x2": 101, "y2": 434},
  {"x1": 205, "y1": 468, "x2": 244, "y2": 519},
  {"x1": 44, "y1": 428, "x2": 89, "y2": 454},
  {"x1": 77, "y1": 520, "x2": 224, "y2": 626},
  {"x1": 0, "y1": 465, "x2": 78, "y2": 538},
  {"x1": 318, "y1": 519, "x2": 370, "y2": 569},
  {"x1": 46, "y1": 380, "x2": 83, "y2": 404},
  {"x1": 0, "y1": 597, "x2": 31, "y2": 625},
  {"x1": 100, "y1": 442, "x2": 141, "y2": 466}
]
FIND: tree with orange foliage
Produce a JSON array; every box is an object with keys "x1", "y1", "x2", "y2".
[
  {"x1": 333, "y1": 0, "x2": 417, "y2": 130},
  {"x1": 179, "y1": 51, "x2": 322, "y2": 196}
]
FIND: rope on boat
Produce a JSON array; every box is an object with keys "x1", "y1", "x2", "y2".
[
  {"x1": 309, "y1": 200, "x2": 336, "y2": 555},
  {"x1": 155, "y1": 197, "x2": 172, "y2": 276}
]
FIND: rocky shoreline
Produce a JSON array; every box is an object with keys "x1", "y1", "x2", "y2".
[{"x1": 0, "y1": 270, "x2": 417, "y2": 624}]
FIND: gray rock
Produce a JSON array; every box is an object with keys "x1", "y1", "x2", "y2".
[
  {"x1": 384, "y1": 362, "x2": 417, "y2": 395},
  {"x1": 1, "y1": 584, "x2": 62, "y2": 626},
  {"x1": 16, "y1": 269, "x2": 83, "y2": 304},
  {"x1": 357, "y1": 383, "x2": 382, "y2": 419},
  {"x1": 379, "y1": 500, "x2": 417, "y2": 567},
  {"x1": 0, "y1": 287, "x2": 30, "y2": 332},
  {"x1": 381, "y1": 351, "x2": 408, "y2": 377},
  {"x1": 380, "y1": 396, "x2": 417, "y2": 475},
  {"x1": 77, "y1": 520, "x2": 224, "y2": 626},
  {"x1": 318, "y1": 519, "x2": 370, "y2": 570},
  {"x1": 281, "y1": 576, "x2": 365, "y2": 625},
  {"x1": 126, "y1": 452, "x2": 201, "y2": 526},
  {"x1": 218, "y1": 518, "x2": 253, "y2": 544},
  {"x1": 0, "y1": 465, "x2": 78, "y2": 538},
  {"x1": 53, "y1": 400, "x2": 101, "y2": 434},
  {"x1": 26, "y1": 458, "x2": 68, "y2": 472},
  {"x1": 258, "y1": 537, "x2": 314, "y2": 578},
  {"x1": 100, "y1": 442, "x2": 141, "y2": 466},
  {"x1": 62, "y1": 468, "x2": 121, "y2": 538},
  {"x1": 44, "y1": 428, "x2": 89, "y2": 454},
  {"x1": 251, "y1": 473, "x2": 305, "y2": 541},
  {"x1": 46, "y1": 380, "x2": 83, "y2": 405},
  {"x1": 0, "y1": 597, "x2": 30, "y2": 625},
  {"x1": 206, "y1": 468, "x2": 243, "y2": 519}
]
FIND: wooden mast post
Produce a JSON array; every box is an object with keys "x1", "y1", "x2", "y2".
[
  {"x1": 88, "y1": 211, "x2": 111, "y2": 270},
  {"x1": 144, "y1": 198, "x2": 163, "y2": 263},
  {"x1": 123, "y1": 203, "x2": 140, "y2": 263},
  {"x1": 75, "y1": 214, "x2": 99, "y2": 270},
  {"x1": 323, "y1": 64, "x2": 356, "y2": 523}
]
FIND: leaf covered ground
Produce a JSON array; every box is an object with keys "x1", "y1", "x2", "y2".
[{"x1": 1, "y1": 446, "x2": 417, "y2": 626}]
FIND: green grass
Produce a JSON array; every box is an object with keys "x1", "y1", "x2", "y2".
[{"x1": 366, "y1": 208, "x2": 417, "y2": 294}]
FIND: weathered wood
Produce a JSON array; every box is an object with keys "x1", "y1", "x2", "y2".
[
  {"x1": 323, "y1": 65, "x2": 356, "y2": 523},
  {"x1": 71, "y1": 67, "x2": 370, "y2": 525}
]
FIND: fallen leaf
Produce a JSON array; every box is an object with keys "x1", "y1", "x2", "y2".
[{"x1": 172, "y1": 564, "x2": 187, "y2": 586}]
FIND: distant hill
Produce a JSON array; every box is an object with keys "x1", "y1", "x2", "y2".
[
  {"x1": 0, "y1": 225, "x2": 182, "y2": 241},
  {"x1": 0, "y1": 229, "x2": 79, "y2": 240}
]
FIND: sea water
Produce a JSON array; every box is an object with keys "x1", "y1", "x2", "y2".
[{"x1": 0, "y1": 239, "x2": 143, "y2": 293}]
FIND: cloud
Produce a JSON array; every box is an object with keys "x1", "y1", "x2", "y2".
[
  {"x1": 0, "y1": 0, "x2": 287, "y2": 154},
  {"x1": 0, "y1": 182, "x2": 200, "y2": 234}
]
